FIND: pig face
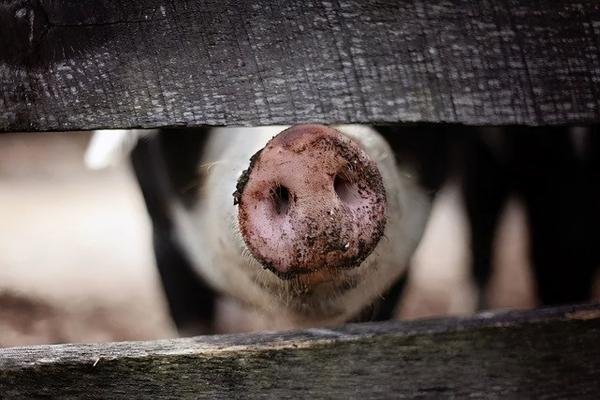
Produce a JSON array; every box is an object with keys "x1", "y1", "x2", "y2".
[{"x1": 171, "y1": 124, "x2": 431, "y2": 327}]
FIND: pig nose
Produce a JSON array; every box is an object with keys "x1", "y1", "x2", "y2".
[{"x1": 235, "y1": 124, "x2": 387, "y2": 278}]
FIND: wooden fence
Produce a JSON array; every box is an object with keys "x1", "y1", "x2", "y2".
[
  {"x1": 2, "y1": 0, "x2": 600, "y2": 131},
  {"x1": 1, "y1": 303, "x2": 600, "y2": 398},
  {"x1": 1, "y1": 1, "x2": 599, "y2": 398}
]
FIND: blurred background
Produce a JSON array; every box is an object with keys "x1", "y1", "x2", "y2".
[
  {"x1": 0, "y1": 133, "x2": 174, "y2": 346},
  {"x1": 0, "y1": 131, "x2": 598, "y2": 347}
]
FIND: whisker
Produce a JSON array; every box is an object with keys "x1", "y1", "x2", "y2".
[
  {"x1": 198, "y1": 160, "x2": 227, "y2": 172},
  {"x1": 180, "y1": 160, "x2": 231, "y2": 196}
]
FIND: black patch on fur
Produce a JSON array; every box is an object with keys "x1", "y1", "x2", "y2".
[
  {"x1": 159, "y1": 128, "x2": 211, "y2": 208},
  {"x1": 350, "y1": 271, "x2": 408, "y2": 322},
  {"x1": 462, "y1": 126, "x2": 600, "y2": 306},
  {"x1": 374, "y1": 124, "x2": 465, "y2": 194},
  {"x1": 131, "y1": 130, "x2": 216, "y2": 334}
]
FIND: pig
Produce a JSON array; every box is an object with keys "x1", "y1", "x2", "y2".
[
  {"x1": 89, "y1": 124, "x2": 599, "y2": 335},
  {"x1": 88, "y1": 124, "x2": 451, "y2": 334},
  {"x1": 460, "y1": 126, "x2": 600, "y2": 307}
]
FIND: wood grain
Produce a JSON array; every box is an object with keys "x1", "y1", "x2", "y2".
[
  {"x1": 1, "y1": 303, "x2": 599, "y2": 399},
  {"x1": 1, "y1": 0, "x2": 600, "y2": 132}
]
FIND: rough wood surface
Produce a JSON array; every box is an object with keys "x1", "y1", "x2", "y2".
[
  {"x1": 1, "y1": 303, "x2": 599, "y2": 399},
  {"x1": 2, "y1": 0, "x2": 600, "y2": 132}
]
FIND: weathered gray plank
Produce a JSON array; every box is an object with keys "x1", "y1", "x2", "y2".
[
  {"x1": 1, "y1": 303, "x2": 599, "y2": 399},
  {"x1": 1, "y1": 0, "x2": 600, "y2": 131}
]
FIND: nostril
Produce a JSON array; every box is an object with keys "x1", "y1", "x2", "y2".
[
  {"x1": 334, "y1": 173, "x2": 357, "y2": 205},
  {"x1": 270, "y1": 185, "x2": 290, "y2": 215}
]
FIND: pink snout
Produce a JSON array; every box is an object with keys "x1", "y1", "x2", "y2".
[{"x1": 234, "y1": 125, "x2": 386, "y2": 279}]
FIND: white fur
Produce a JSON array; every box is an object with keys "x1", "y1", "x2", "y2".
[
  {"x1": 172, "y1": 125, "x2": 431, "y2": 327},
  {"x1": 84, "y1": 129, "x2": 153, "y2": 170},
  {"x1": 86, "y1": 125, "x2": 433, "y2": 327}
]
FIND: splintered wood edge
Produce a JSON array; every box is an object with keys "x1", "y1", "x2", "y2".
[
  {"x1": 2, "y1": 302, "x2": 599, "y2": 398},
  {"x1": 1, "y1": 302, "x2": 598, "y2": 369}
]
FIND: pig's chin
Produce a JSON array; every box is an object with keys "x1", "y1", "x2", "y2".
[
  {"x1": 246, "y1": 254, "x2": 385, "y2": 321},
  {"x1": 261, "y1": 260, "x2": 364, "y2": 284}
]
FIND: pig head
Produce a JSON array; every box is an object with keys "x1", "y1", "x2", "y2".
[{"x1": 167, "y1": 124, "x2": 431, "y2": 328}]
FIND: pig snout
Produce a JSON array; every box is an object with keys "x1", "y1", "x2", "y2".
[{"x1": 234, "y1": 124, "x2": 387, "y2": 279}]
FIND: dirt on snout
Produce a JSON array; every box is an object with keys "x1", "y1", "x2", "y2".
[{"x1": 236, "y1": 125, "x2": 386, "y2": 277}]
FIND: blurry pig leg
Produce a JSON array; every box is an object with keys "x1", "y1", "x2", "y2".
[
  {"x1": 350, "y1": 273, "x2": 408, "y2": 322},
  {"x1": 520, "y1": 129, "x2": 598, "y2": 305},
  {"x1": 131, "y1": 131, "x2": 216, "y2": 335},
  {"x1": 462, "y1": 134, "x2": 510, "y2": 309},
  {"x1": 588, "y1": 129, "x2": 600, "y2": 299}
]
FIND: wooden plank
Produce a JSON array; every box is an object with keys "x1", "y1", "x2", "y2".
[
  {"x1": 1, "y1": 1, "x2": 600, "y2": 132},
  {"x1": 1, "y1": 303, "x2": 599, "y2": 399}
]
